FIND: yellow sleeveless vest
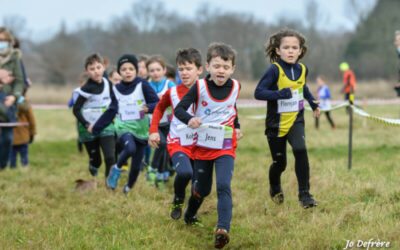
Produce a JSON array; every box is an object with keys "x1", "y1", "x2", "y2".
[{"x1": 274, "y1": 62, "x2": 306, "y2": 137}]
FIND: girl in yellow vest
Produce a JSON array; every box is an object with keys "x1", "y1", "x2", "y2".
[{"x1": 254, "y1": 29, "x2": 320, "y2": 208}]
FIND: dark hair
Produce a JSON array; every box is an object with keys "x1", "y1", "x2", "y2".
[
  {"x1": 13, "y1": 37, "x2": 20, "y2": 49},
  {"x1": 84, "y1": 53, "x2": 104, "y2": 69},
  {"x1": 265, "y1": 28, "x2": 307, "y2": 63},
  {"x1": 138, "y1": 54, "x2": 149, "y2": 63},
  {"x1": 146, "y1": 55, "x2": 166, "y2": 69},
  {"x1": 176, "y1": 48, "x2": 202, "y2": 68},
  {"x1": 206, "y1": 42, "x2": 236, "y2": 65},
  {"x1": 165, "y1": 64, "x2": 176, "y2": 79}
]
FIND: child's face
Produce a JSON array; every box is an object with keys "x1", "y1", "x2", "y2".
[
  {"x1": 119, "y1": 62, "x2": 137, "y2": 82},
  {"x1": 276, "y1": 36, "x2": 302, "y2": 64},
  {"x1": 177, "y1": 62, "x2": 203, "y2": 88},
  {"x1": 205, "y1": 56, "x2": 235, "y2": 86},
  {"x1": 138, "y1": 61, "x2": 148, "y2": 78},
  {"x1": 86, "y1": 61, "x2": 105, "y2": 83},
  {"x1": 148, "y1": 62, "x2": 166, "y2": 82},
  {"x1": 395, "y1": 34, "x2": 400, "y2": 48},
  {"x1": 110, "y1": 72, "x2": 122, "y2": 86},
  {"x1": 316, "y1": 77, "x2": 324, "y2": 87}
]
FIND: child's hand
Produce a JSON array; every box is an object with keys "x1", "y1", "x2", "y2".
[
  {"x1": 235, "y1": 129, "x2": 243, "y2": 141},
  {"x1": 148, "y1": 132, "x2": 160, "y2": 149},
  {"x1": 188, "y1": 117, "x2": 202, "y2": 129},
  {"x1": 87, "y1": 124, "x2": 94, "y2": 134},
  {"x1": 142, "y1": 105, "x2": 149, "y2": 113},
  {"x1": 0, "y1": 69, "x2": 13, "y2": 84},
  {"x1": 4, "y1": 95, "x2": 16, "y2": 107},
  {"x1": 313, "y1": 107, "x2": 321, "y2": 118}
]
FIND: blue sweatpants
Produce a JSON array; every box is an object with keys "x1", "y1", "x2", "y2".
[
  {"x1": 185, "y1": 155, "x2": 235, "y2": 232},
  {"x1": 171, "y1": 151, "x2": 194, "y2": 200},
  {"x1": 118, "y1": 133, "x2": 146, "y2": 188},
  {"x1": 10, "y1": 143, "x2": 29, "y2": 168},
  {"x1": 0, "y1": 127, "x2": 13, "y2": 169}
]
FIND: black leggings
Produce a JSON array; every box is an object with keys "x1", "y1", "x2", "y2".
[
  {"x1": 83, "y1": 135, "x2": 116, "y2": 177},
  {"x1": 151, "y1": 124, "x2": 170, "y2": 174},
  {"x1": 315, "y1": 111, "x2": 335, "y2": 129},
  {"x1": 267, "y1": 122, "x2": 310, "y2": 192}
]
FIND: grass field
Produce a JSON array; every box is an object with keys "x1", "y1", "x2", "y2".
[{"x1": 1, "y1": 104, "x2": 400, "y2": 249}]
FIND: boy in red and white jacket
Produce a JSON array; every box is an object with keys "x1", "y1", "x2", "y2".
[
  {"x1": 148, "y1": 48, "x2": 203, "y2": 220},
  {"x1": 174, "y1": 43, "x2": 243, "y2": 249}
]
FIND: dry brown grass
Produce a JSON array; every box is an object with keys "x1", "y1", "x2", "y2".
[
  {"x1": 27, "y1": 83, "x2": 76, "y2": 105},
  {"x1": 27, "y1": 80, "x2": 399, "y2": 105}
]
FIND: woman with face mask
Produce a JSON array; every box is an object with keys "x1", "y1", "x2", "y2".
[{"x1": 0, "y1": 27, "x2": 24, "y2": 170}]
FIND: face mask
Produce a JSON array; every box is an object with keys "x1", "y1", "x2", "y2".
[{"x1": 0, "y1": 42, "x2": 9, "y2": 50}]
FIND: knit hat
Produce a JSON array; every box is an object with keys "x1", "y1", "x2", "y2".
[{"x1": 117, "y1": 54, "x2": 138, "y2": 74}]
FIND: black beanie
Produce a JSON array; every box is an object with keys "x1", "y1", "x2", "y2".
[{"x1": 117, "y1": 54, "x2": 138, "y2": 74}]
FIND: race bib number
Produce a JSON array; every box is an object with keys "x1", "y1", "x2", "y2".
[
  {"x1": 277, "y1": 88, "x2": 304, "y2": 113},
  {"x1": 196, "y1": 124, "x2": 233, "y2": 149},
  {"x1": 82, "y1": 108, "x2": 104, "y2": 124},
  {"x1": 177, "y1": 125, "x2": 196, "y2": 146},
  {"x1": 119, "y1": 102, "x2": 145, "y2": 121}
]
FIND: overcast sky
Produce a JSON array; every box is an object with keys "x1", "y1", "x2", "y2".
[{"x1": 0, "y1": 0, "x2": 377, "y2": 41}]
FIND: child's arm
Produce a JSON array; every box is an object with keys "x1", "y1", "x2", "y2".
[
  {"x1": 233, "y1": 104, "x2": 243, "y2": 140},
  {"x1": 91, "y1": 86, "x2": 118, "y2": 135},
  {"x1": 72, "y1": 95, "x2": 90, "y2": 128},
  {"x1": 148, "y1": 89, "x2": 172, "y2": 148},
  {"x1": 27, "y1": 105, "x2": 37, "y2": 143},
  {"x1": 142, "y1": 81, "x2": 160, "y2": 113},
  {"x1": 254, "y1": 65, "x2": 292, "y2": 101},
  {"x1": 174, "y1": 83, "x2": 199, "y2": 127}
]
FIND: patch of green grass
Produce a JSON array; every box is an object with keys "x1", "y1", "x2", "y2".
[{"x1": 0, "y1": 106, "x2": 399, "y2": 249}]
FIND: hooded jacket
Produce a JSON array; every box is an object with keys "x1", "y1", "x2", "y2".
[{"x1": 0, "y1": 49, "x2": 24, "y2": 122}]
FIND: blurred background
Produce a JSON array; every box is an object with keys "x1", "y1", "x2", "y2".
[{"x1": 1, "y1": 0, "x2": 399, "y2": 102}]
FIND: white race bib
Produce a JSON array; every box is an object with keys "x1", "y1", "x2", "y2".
[
  {"x1": 119, "y1": 103, "x2": 144, "y2": 121},
  {"x1": 196, "y1": 124, "x2": 233, "y2": 149},
  {"x1": 176, "y1": 125, "x2": 196, "y2": 146},
  {"x1": 277, "y1": 88, "x2": 304, "y2": 113},
  {"x1": 82, "y1": 108, "x2": 104, "y2": 124}
]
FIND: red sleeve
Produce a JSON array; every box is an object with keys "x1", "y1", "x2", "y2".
[{"x1": 149, "y1": 89, "x2": 172, "y2": 134}]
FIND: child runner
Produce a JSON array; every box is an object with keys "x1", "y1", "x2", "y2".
[
  {"x1": 108, "y1": 68, "x2": 129, "y2": 171},
  {"x1": 69, "y1": 72, "x2": 88, "y2": 154},
  {"x1": 73, "y1": 53, "x2": 116, "y2": 178},
  {"x1": 108, "y1": 68, "x2": 122, "y2": 86},
  {"x1": 89, "y1": 54, "x2": 159, "y2": 193},
  {"x1": 137, "y1": 54, "x2": 150, "y2": 80},
  {"x1": 10, "y1": 88, "x2": 36, "y2": 168},
  {"x1": 174, "y1": 42, "x2": 242, "y2": 249},
  {"x1": 315, "y1": 75, "x2": 336, "y2": 130},
  {"x1": 148, "y1": 48, "x2": 203, "y2": 220},
  {"x1": 146, "y1": 55, "x2": 176, "y2": 189},
  {"x1": 254, "y1": 29, "x2": 320, "y2": 208}
]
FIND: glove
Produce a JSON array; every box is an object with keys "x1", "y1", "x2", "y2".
[{"x1": 29, "y1": 135, "x2": 34, "y2": 144}]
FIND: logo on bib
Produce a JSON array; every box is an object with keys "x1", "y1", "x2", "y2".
[
  {"x1": 201, "y1": 100, "x2": 208, "y2": 106},
  {"x1": 204, "y1": 108, "x2": 211, "y2": 115}
]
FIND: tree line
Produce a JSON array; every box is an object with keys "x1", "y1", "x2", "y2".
[{"x1": 3, "y1": 0, "x2": 399, "y2": 85}]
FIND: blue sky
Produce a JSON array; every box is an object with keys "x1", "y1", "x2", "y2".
[{"x1": 0, "y1": 0, "x2": 376, "y2": 41}]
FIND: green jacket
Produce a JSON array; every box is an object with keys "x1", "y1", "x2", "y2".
[{"x1": 0, "y1": 51, "x2": 24, "y2": 122}]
